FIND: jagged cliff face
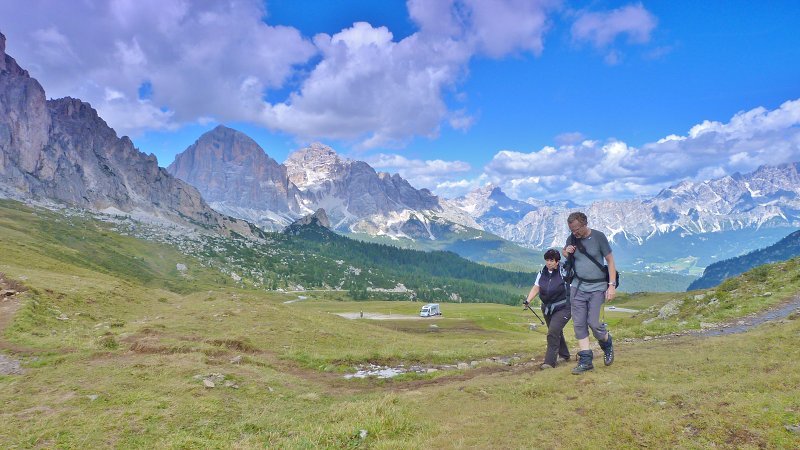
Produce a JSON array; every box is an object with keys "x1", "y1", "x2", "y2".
[
  {"x1": 284, "y1": 143, "x2": 477, "y2": 236},
  {"x1": 0, "y1": 33, "x2": 252, "y2": 236},
  {"x1": 167, "y1": 125, "x2": 304, "y2": 230},
  {"x1": 0, "y1": 33, "x2": 51, "y2": 185},
  {"x1": 168, "y1": 135, "x2": 479, "y2": 238}
]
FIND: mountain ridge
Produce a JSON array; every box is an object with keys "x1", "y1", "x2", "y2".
[
  {"x1": 0, "y1": 33, "x2": 255, "y2": 238},
  {"x1": 687, "y1": 228, "x2": 800, "y2": 290}
]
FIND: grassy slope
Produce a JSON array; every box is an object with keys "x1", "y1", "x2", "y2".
[{"x1": 1, "y1": 201, "x2": 798, "y2": 448}]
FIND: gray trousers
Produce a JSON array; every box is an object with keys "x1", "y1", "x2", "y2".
[{"x1": 570, "y1": 287, "x2": 608, "y2": 341}]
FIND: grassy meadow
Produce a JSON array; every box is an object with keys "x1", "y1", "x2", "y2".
[{"x1": 1, "y1": 200, "x2": 799, "y2": 448}]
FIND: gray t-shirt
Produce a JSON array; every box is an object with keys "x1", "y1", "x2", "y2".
[{"x1": 566, "y1": 228, "x2": 612, "y2": 292}]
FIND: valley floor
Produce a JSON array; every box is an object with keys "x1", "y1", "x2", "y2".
[{"x1": 1, "y1": 201, "x2": 799, "y2": 448}]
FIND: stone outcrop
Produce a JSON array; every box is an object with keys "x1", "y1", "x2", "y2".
[{"x1": 289, "y1": 208, "x2": 331, "y2": 229}]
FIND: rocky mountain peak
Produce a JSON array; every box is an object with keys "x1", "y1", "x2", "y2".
[
  {"x1": 0, "y1": 33, "x2": 27, "y2": 77},
  {"x1": 167, "y1": 124, "x2": 303, "y2": 223},
  {"x1": 289, "y1": 208, "x2": 331, "y2": 229},
  {"x1": 285, "y1": 142, "x2": 347, "y2": 190},
  {"x1": 0, "y1": 32, "x2": 6, "y2": 72}
]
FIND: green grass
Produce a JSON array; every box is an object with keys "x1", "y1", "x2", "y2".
[{"x1": 1, "y1": 201, "x2": 799, "y2": 448}]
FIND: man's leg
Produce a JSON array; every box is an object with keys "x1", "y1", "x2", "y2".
[
  {"x1": 586, "y1": 290, "x2": 614, "y2": 366},
  {"x1": 570, "y1": 288, "x2": 594, "y2": 374}
]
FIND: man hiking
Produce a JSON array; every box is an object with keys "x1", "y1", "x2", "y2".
[{"x1": 563, "y1": 212, "x2": 616, "y2": 374}]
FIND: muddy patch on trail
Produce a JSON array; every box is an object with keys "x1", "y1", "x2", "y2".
[{"x1": 343, "y1": 355, "x2": 525, "y2": 379}]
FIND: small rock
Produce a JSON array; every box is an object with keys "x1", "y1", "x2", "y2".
[
  {"x1": 426, "y1": 368, "x2": 438, "y2": 373},
  {"x1": 299, "y1": 392, "x2": 319, "y2": 401},
  {"x1": 693, "y1": 294, "x2": 706, "y2": 301},
  {"x1": 267, "y1": 386, "x2": 274, "y2": 392},
  {"x1": 457, "y1": 362, "x2": 469, "y2": 370},
  {"x1": 203, "y1": 379, "x2": 215, "y2": 388},
  {"x1": 657, "y1": 299, "x2": 683, "y2": 319},
  {"x1": 359, "y1": 429, "x2": 368, "y2": 439},
  {"x1": 785, "y1": 424, "x2": 800, "y2": 434},
  {"x1": 224, "y1": 380, "x2": 239, "y2": 389},
  {"x1": 87, "y1": 394, "x2": 99, "y2": 401},
  {"x1": 429, "y1": 324, "x2": 438, "y2": 329},
  {"x1": 762, "y1": 292, "x2": 773, "y2": 297},
  {"x1": 56, "y1": 314, "x2": 69, "y2": 321},
  {"x1": 700, "y1": 322, "x2": 719, "y2": 329},
  {"x1": 230, "y1": 355, "x2": 243, "y2": 364},
  {"x1": 643, "y1": 336, "x2": 653, "y2": 341}
]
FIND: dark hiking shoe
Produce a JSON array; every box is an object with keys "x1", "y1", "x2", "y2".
[
  {"x1": 540, "y1": 363, "x2": 554, "y2": 370},
  {"x1": 599, "y1": 333, "x2": 614, "y2": 366},
  {"x1": 559, "y1": 355, "x2": 571, "y2": 364},
  {"x1": 571, "y1": 350, "x2": 594, "y2": 375}
]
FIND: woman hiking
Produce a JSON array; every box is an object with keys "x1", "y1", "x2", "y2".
[{"x1": 524, "y1": 248, "x2": 572, "y2": 369}]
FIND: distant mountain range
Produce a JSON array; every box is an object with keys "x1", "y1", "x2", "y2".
[
  {"x1": 168, "y1": 126, "x2": 479, "y2": 237},
  {"x1": 3, "y1": 29, "x2": 799, "y2": 280},
  {"x1": 456, "y1": 165, "x2": 800, "y2": 249},
  {"x1": 687, "y1": 229, "x2": 800, "y2": 290},
  {"x1": 165, "y1": 121, "x2": 800, "y2": 272}
]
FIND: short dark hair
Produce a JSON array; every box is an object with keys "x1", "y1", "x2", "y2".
[
  {"x1": 543, "y1": 249, "x2": 561, "y2": 261},
  {"x1": 567, "y1": 211, "x2": 587, "y2": 226}
]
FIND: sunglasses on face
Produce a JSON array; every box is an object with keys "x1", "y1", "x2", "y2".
[{"x1": 569, "y1": 223, "x2": 586, "y2": 234}]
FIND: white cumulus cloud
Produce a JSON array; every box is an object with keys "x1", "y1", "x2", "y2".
[
  {"x1": 481, "y1": 98, "x2": 800, "y2": 203},
  {"x1": 366, "y1": 152, "x2": 472, "y2": 190},
  {"x1": 1, "y1": 0, "x2": 315, "y2": 137}
]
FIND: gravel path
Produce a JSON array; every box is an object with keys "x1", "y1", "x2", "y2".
[
  {"x1": 0, "y1": 354, "x2": 23, "y2": 375},
  {"x1": 0, "y1": 295, "x2": 24, "y2": 375},
  {"x1": 336, "y1": 312, "x2": 442, "y2": 320},
  {"x1": 691, "y1": 295, "x2": 800, "y2": 337}
]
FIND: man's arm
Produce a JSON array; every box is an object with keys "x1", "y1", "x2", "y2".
[{"x1": 605, "y1": 252, "x2": 617, "y2": 301}]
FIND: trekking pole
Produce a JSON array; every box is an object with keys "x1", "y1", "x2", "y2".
[{"x1": 523, "y1": 302, "x2": 545, "y2": 325}]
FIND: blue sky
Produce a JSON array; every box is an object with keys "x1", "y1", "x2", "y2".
[{"x1": 2, "y1": 0, "x2": 800, "y2": 203}]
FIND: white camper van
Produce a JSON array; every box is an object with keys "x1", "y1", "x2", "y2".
[{"x1": 419, "y1": 303, "x2": 441, "y2": 317}]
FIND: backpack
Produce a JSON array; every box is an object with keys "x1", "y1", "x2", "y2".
[{"x1": 567, "y1": 234, "x2": 620, "y2": 288}]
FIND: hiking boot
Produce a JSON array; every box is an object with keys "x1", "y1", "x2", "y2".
[
  {"x1": 559, "y1": 355, "x2": 571, "y2": 364},
  {"x1": 540, "y1": 363, "x2": 554, "y2": 370},
  {"x1": 571, "y1": 350, "x2": 594, "y2": 375},
  {"x1": 599, "y1": 333, "x2": 614, "y2": 366}
]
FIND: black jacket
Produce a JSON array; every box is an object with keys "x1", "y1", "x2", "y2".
[{"x1": 538, "y1": 266, "x2": 568, "y2": 307}]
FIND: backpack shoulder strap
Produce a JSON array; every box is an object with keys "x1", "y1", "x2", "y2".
[{"x1": 574, "y1": 235, "x2": 605, "y2": 271}]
